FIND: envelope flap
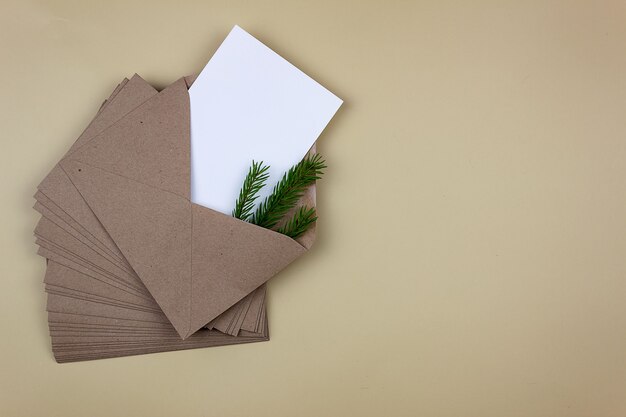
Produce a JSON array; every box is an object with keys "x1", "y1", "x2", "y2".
[
  {"x1": 64, "y1": 78, "x2": 190, "y2": 199},
  {"x1": 188, "y1": 204, "x2": 306, "y2": 336}
]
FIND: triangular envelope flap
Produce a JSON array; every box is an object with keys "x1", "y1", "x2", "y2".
[
  {"x1": 61, "y1": 158, "x2": 192, "y2": 338},
  {"x1": 188, "y1": 204, "x2": 306, "y2": 336},
  {"x1": 64, "y1": 77, "x2": 190, "y2": 198}
]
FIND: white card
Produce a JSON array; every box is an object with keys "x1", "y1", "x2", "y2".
[{"x1": 189, "y1": 25, "x2": 343, "y2": 215}]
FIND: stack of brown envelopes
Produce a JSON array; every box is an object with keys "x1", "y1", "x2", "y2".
[{"x1": 33, "y1": 74, "x2": 316, "y2": 362}]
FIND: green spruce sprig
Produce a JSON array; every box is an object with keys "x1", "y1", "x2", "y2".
[
  {"x1": 276, "y1": 205, "x2": 318, "y2": 239},
  {"x1": 232, "y1": 160, "x2": 270, "y2": 221},
  {"x1": 251, "y1": 154, "x2": 326, "y2": 230}
]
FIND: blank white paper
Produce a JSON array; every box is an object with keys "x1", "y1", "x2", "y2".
[{"x1": 189, "y1": 25, "x2": 343, "y2": 215}]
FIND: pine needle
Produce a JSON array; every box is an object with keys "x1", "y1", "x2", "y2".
[
  {"x1": 276, "y1": 206, "x2": 318, "y2": 239},
  {"x1": 232, "y1": 160, "x2": 270, "y2": 221},
  {"x1": 251, "y1": 154, "x2": 326, "y2": 229}
]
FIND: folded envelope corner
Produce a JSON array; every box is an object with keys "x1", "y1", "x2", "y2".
[{"x1": 187, "y1": 204, "x2": 307, "y2": 335}]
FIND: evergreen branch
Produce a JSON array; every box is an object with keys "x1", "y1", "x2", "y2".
[
  {"x1": 232, "y1": 160, "x2": 270, "y2": 221},
  {"x1": 251, "y1": 154, "x2": 326, "y2": 229},
  {"x1": 276, "y1": 206, "x2": 318, "y2": 239}
]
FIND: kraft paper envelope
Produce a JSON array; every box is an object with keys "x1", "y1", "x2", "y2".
[
  {"x1": 35, "y1": 75, "x2": 273, "y2": 341},
  {"x1": 36, "y1": 75, "x2": 260, "y2": 328},
  {"x1": 58, "y1": 77, "x2": 315, "y2": 339},
  {"x1": 34, "y1": 74, "x2": 311, "y2": 362}
]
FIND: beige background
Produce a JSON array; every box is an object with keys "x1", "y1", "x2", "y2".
[{"x1": 1, "y1": 0, "x2": 626, "y2": 415}]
